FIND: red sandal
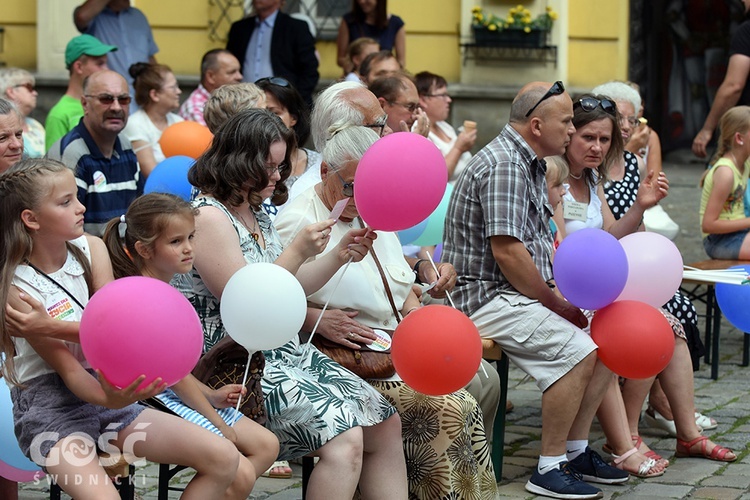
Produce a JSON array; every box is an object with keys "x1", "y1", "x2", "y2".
[
  {"x1": 675, "y1": 436, "x2": 737, "y2": 462},
  {"x1": 632, "y1": 435, "x2": 669, "y2": 467}
]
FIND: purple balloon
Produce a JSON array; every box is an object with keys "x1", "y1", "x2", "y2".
[{"x1": 553, "y1": 228, "x2": 629, "y2": 310}]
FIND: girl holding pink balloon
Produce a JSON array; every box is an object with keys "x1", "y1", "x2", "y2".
[
  {"x1": 551, "y1": 93, "x2": 736, "y2": 470},
  {"x1": 0, "y1": 158, "x2": 253, "y2": 499},
  {"x1": 102, "y1": 192, "x2": 280, "y2": 495}
]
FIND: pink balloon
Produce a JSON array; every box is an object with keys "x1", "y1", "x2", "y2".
[
  {"x1": 616, "y1": 232, "x2": 683, "y2": 307},
  {"x1": 80, "y1": 277, "x2": 204, "y2": 389},
  {"x1": 354, "y1": 132, "x2": 448, "y2": 231}
]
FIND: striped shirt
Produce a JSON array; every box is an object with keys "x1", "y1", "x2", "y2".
[
  {"x1": 48, "y1": 120, "x2": 143, "y2": 236},
  {"x1": 443, "y1": 124, "x2": 555, "y2": 317}
]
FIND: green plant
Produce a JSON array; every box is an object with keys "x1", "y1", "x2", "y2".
[{"x1": 471, "y1": 4, "x2": 558, "y2": 33}]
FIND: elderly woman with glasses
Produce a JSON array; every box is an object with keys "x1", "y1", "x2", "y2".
[
  {"x1": 0, "y1": 68, "x2": 44, "y2": 158},
  {"x1": 275, "y1": 124, "x2": 498, "y2": 500},
  {"x1": 416, "y1": 71, "x2": 476, "y2": 182},
  {"x1": 550, "y1": 94, "x2": 736, "y2": 474},
  {"x1": 178, "y1": 108, "x2": 411, "y2": 499}
]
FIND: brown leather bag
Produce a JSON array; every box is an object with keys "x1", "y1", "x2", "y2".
[
  {"x1": 192, "y1": 336, "x2": 267, "y2": 424},
  {"x1": 310, "y1": 239, "x2": 401, "y2": 380}
]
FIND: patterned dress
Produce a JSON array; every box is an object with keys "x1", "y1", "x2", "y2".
[{"x1": 176, "y1": 196, "x2": 396, "y2": 460}]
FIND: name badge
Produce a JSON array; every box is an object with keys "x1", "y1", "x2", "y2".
[{"x1": 563, "y1": 200, "x2": 588, "y2": 221}]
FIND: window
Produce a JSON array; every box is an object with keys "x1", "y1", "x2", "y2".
[{"x1": 281, "y1": 0, "x2": 350, "y2": 41}]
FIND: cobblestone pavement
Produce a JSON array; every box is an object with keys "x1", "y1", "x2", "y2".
[{"x1": 18, "y1": 151, "x2": 750, "y2": 499}]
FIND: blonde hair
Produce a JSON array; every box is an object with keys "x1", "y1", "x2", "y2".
[
  {"x1": 545, "y1": 155, "x2": 569, "y2": 187},
  {"x1": 204, "y1": 83, "x2": 266, "y2": 133},
  {"x1": 711, "y1": 106, "x2": 750, "y2": 166},
  {"x1": 0, "y1": 159, "x2": 93, "y2": 385}
]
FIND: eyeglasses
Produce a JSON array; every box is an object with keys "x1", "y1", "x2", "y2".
[
  {"x1": 574, "y1": 97, "x2": 617, "y2": 117},
  {"x1": 619, "y1": 115, "x2": 639, "y2": 127},
  {"x1": 525, "y1": 81, "x2": 565, "y2": 117},
  {"x1": 255, "y1": 77, "x2": 290, "y2": 87},
  {"x1": 334, "y1": 170, "x2": 354, "y2": 197},
  {"x1": 423, "y1": 93, "x2": 450, "y2": 100},
  {"x1": 389, "y1": 101, "x2": 420, "y2": 113},
  {"x1": 364, "y1": 115, "x2": 388, "y2": 137},
  {"x1": 265, "y1": 163, "x2": 287, "y2": 176},
  {"x1": 84, "y1": 94, "x2": 132, "y2": 106},
  {"x1": 14, "y1": 83, "x2": 35, "y2": 92}
]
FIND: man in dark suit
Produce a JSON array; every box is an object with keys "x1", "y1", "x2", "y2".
[{"x1": 227, "y1": 0, "x2": 319, "y2": 108}]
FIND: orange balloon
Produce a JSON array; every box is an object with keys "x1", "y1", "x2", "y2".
[
  {"x1": 391, "y1": 305, "x2": 482, "y2": 396},
  {"x1": 591, "y1": 300, "x2": 675, "y2": 379},
  {"x1": 159, "y1": 121, "x2": 214, "y2": 159}
]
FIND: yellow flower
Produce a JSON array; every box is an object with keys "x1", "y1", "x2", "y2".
[
  {"x1": 488, "y1": 23, "x2": 497, "y2": 31},
  {"x1": 546, "y1": 6, "x2": 553, "y2": 12},
  {"x1": 517, "y1": 4, "x2": 524, "y2": 10},
  {"x1": 477, "y1": 14, "x2": 484, "y2": 21},
  {"x1": 509, "y1": 7, "x2": 517, "y2": 15},
  {"x1": 549, "y1": 12, "x2": 559, "y2": 20},
  {"x1": 524, "y1": 26, "x2": 531, "y2": 33},
  {"x1": 507, "y1": 16, "x2": 514, "y2": 24},
  {"x1": 523, "y1": 16, "x2": 532, "y2": 24},
  {"x1": 472, "y1": 6, "x2": 481, "y2": 12}
]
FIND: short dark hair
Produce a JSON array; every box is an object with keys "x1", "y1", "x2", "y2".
[
  {"x1": 200, "y1": 49, "x2": 232, "y2": 80},
  {"x1": 414, "y1": 71, "x2": 448, "y2": 96},
  {"x1": 368, "y1": 72, "x2": 412, "y2": 102},
  {"x1": 350, "y1": 0, "x2": 387, "y2": 29},
  {"x1": 359, "y1": 50, "x2": 398, "y2": 82},
  {"x1": 189, "y1": 109, "x2": 295, "y2": 209}
]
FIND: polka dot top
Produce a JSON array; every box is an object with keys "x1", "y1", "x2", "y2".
[{"x1": 603, "y1": 151, "x2": 640, "y2": 221}]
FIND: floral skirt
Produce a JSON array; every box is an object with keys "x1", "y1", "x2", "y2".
[{"x1": 368, "y1": 381, "x2": 498, "y2": 500}]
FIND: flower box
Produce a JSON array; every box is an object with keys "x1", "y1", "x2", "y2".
[{"x1": 472, "y1": 26, "x2": 548, "y2": 48}]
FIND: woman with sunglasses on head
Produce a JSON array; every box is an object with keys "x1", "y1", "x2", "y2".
[
  {"x1": 551, "y1": 95, "x2": 736, "y2": 473},
  {"x1": 0, "y1": 69, "x2": 44, "y2": 158},
  {"x1": 122, "y1": 62, "x2": 183, "y2": 177}
]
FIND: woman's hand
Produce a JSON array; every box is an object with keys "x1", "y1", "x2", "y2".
[
  {"x1": 6, "y1": 292, "x2": 55, "y2": 338},
  {"x1": 635, "y1": 170, "x2": 669, "y2": 209},
  {"x1": 208, "y1": 384, "x2": 247, "y2": 409},
  {"x1": 626, "y1": 124, "x2": 650, "y2": 154},
  {"x1": 97, "y1": 370, "x2": 167, "y2": 409},
  {"x1": 336, "y1": 228, "x2": 377, "y2": 263},
  {"x1": 317, "y1": 309, "x2": 376, "y2": 349},
  {"x1": 290, "y1": 219, "x2": 337, "y2": 260},
  {"x1": 455, "y1": 127, "x2": 477, "y2": 153}
]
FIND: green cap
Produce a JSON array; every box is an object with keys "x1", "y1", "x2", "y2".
[{"x1": 65, "y1": 35, "x2": 117, "y2": 69}]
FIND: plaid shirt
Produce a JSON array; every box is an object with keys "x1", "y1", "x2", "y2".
[
  {"x1": 179, "y1": 84, "x2": 210, "y2": 125},
  {"x1": 443, "y1": 124, "x2": 555, "y2": 317}
]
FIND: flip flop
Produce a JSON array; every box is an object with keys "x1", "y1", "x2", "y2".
[{"x1": 262, "y1": 460, "x2": 293, "y2": 479}]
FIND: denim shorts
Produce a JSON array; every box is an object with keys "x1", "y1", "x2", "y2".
[{"x1": 703, "y1": 229, "x2": 750, "y2": 260}]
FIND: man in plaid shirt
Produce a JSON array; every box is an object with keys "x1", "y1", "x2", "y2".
[
  {"x1": 180, "y1": 49, "x2": 242, "y2": 125},
  {"x1": 444, "y1": 81, "x2": 625, "y2": 499}
]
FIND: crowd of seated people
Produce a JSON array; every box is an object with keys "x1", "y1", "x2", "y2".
[{"x1": 0, "y1": 2, "x2": 734, "y2": 500}]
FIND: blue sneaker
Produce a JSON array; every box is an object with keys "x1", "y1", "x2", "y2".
[
  {"x1": 568, "y1": 447, "x2": 629, "y2": 484},
  {"x1": 525, "y1": 462, "x2": 603, "y2": 499}
]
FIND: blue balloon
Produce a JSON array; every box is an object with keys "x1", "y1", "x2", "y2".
[
  {"x1": 398, "y1": 218, "x2": 428, "y2": 245},
  {"x1": 715, "y1": 264, "x2": 750, "y2": 333},
  {"x1": 0, "y1": 381, "x2": 42, "y2": 473},
  {"x1": 412, "y1": 184, "x2": 454, "y2": 247},
  {"x1": 744, "y1": 185, "x2": 750, "y2": 217},
  {"x1": 144, "y1": 155, "x2": 195, "y2": 201}
]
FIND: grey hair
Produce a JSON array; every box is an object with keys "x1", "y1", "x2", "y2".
[
  {"x1": 0, "y1": 98, "x2": 22, "y2": 121},
  {"x1": 311, "y1": 81, "x2": 367, "y2": 151},
  {"x1": 322, "y1": 125, "x2": 379, "y2": 171},
  {"x1": 591, "y1": 81, "x2": 641, "y2": 116},
  {"x1": 0, "y1": 68, "x2": 34, "y2": 96}
]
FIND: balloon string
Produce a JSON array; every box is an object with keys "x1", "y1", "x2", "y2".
[
  {"x1": 425, "y1": 251, "x2": 488, "y2": 378},
  {"x1": 231, "y1": 353, "x2": 253, "y2": 427},
  {"x1": 300, "y1": 255, "x2": 356, "y2": 366}
]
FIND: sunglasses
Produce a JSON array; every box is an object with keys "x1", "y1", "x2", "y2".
[
  {"x1": 334, "y1": 170, "x2": 354, "y2": 197},
  {"x1": 84, "y1": 93, "x2": 132, "y2": 106},
  {"x1": 14, "y1": 83, "x2": 35, "y2": 92},
  {"x1": 574, "y1": 97, "x2": 617, "y2": 116},
  {"x1": 525, "y1": 81, "x2": 565, "y2": 117},
  {"x1": 255, "y1": 77, "x2": 290, "y2": 87}
]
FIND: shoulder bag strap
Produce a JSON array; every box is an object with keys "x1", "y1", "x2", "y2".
[{"x1": 358, "y1": 217, "x2": 401, "y2": 324}]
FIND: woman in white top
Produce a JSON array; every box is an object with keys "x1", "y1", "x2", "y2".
[
  {"x1": 416, "y1": 71, "x2": 476, "y2": 182},
  {"x1": 123, "y1": 62, "x2": 184, "y2": 177}
]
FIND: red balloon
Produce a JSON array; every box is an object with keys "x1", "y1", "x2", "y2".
[
  {"x1": 591, "y1": 300, "x2": 675, "y2": 379},
  {"x1": 160, "y1": 121, "x2": 214, "y2": 159},
  {"x1": 391, "y1": 305, "x2": 482, "y2": 396}
]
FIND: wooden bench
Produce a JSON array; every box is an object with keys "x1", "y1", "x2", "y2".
[{"x1": 681, "y1": 259, "x2": 750, "y2": 380}]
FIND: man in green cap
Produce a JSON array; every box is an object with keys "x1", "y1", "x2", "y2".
[{"x1": 44, "y1": 34, "x2": 117, "y2": 151}]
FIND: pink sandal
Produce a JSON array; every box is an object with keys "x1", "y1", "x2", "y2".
[
  {"x1": 632, "y1": 435, "x2": 669, "y2": 467},
  {"x1": 675, "y1": 436, "x2": 737, "y2": 462},
  {"x1": 611, "y1": 447, "x2": 664, "y2": 478}
]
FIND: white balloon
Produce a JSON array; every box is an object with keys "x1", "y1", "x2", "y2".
[{"x1": 220, "y1": 263, "x2": 307, "y2": 351}]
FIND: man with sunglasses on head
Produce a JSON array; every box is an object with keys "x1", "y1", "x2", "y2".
[
  {"x1": 444, "y1": 81, "x2": 628, "y2": 499},
  {"x1": 48, "y1": 70, "x2": 142, "y2": 237}
]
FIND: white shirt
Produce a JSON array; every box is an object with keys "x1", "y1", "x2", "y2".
[
  {"x1": 122, "y1": 110, "x2": 183, "y2": 165},
  {"x1": 428, "y1": 121, "x2": 472, "y2": 183}
]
